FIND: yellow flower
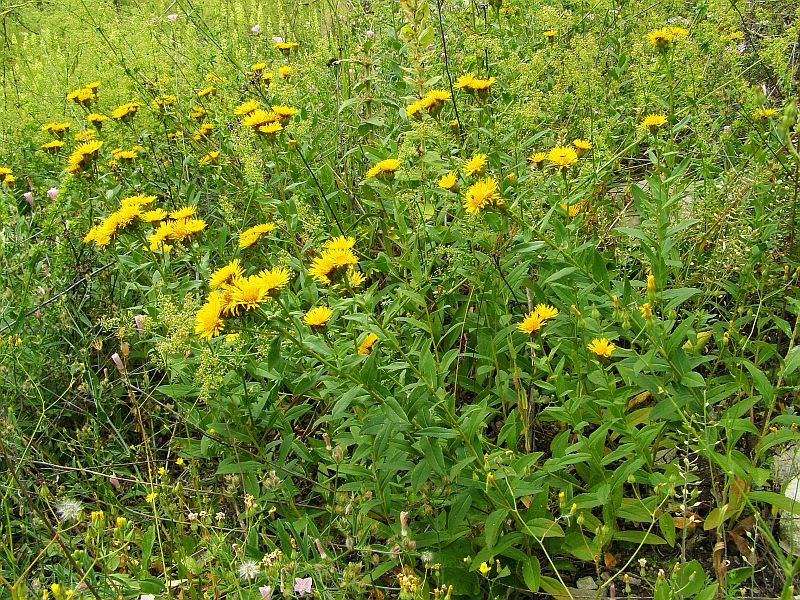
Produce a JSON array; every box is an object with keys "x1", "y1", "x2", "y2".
[
  {"x1": 463, "y1": 177, "x2": 499, "y2": 214},
  {"x1": 753, "y1": 108, "x2": 777, "y2": 120},
  {"x1": 197, "y1": 85, "x2": 216, "y2": 97},
  {"x1": 41, "y1": 140, "x2": 65, "y2": 151},
  {"x1": 258, "y1": 122, "x2": 284, "y2": 136},
  {"x1": 111, "y1": 102, "x2": 140, "y2": 120},
  {"x1": 148, "y1": 221, "x2": 175, "y2": 252},
  {"x1": 274, "y1": 41, "x2": 300, "y2": 51},
  {"x1": 348, "y1": 269, "x2": 366, "y2": 287},
  {"x1": 573, "y1": 139, "x2": 592, "y2": 155},
  {"x1": 145, "y1": 492, "x2": 158, "y2": 503},
  {"x1": 324, "y1": 235, "x2": 356, "y2": 251},
  {"x1": 176, "y1": 457, "x2": 185, "y2": 466},
  {"x1": 309, "y1": 248, "x2": 359, "y2": 285},
  {"x1": 199, "y1": 150, "x2": 220, "y2": 164},
  {"x1": 195, "y1": 291, "x2": 226, "y2": 339},
  {"x1": 358, "y1": 332, "x2": 379, "y2": 354},
  {"x1": 42, "y1": 121, "x2": 71, "y2": 134},
  {"x1": 588, "y1": 337, "x2": 616, "y2": 358},
  {"x1": 250, "y1": 62, "x2": 266, "y2": 72},
  {"x1": 405, "y1": 100, "x2": 425, "y2": 118},
  {"x1": 366, "y1": 158, "x2": 401, "y2": 179},
  {"x1": 547, "y1": 146, "x2": 578, "y2": 169},
  {"x1": 190, "y1": 106, "x2": 207, "y2": 119},
  {"x1": 543, "y1": 29, "x2": 557, "y2": 38},
  {"x1": 463, "y1": 153, "x2": 487, "y2": 177},
  {"x1": 170, "y1": 206, "x2": 197, "y2": 219},
  {"x1": 242, "y1": 109, "x2": 280, "y2": 129},
  {"x1": 639, "y1": 302, "x2": 652, "y2": 318},
  {"x1": 239, "y1": 222, "x2": 276, "y2": 249},
  {"x1": 517, "y1": 311, "x2": 544, "y2": 334},
  {"x1": 153, "y1": 95, "x2": 176, "y2": 109},
  {"x1": 647, "y1": 27, "x2": 675, "y2": 47},
  {"x1": 279, "y1": 65, "x2": 292, "y2": 78},
  {"x1": 454, "y1": 73, "x2": 476, "y2": 89},
  {"x1": 534, "y1": 304, "x2": 559, "y2": 320},
  {"x1": 234, "y1": 99, "x2": 260, "y2": 115},
  {"x1": 228, "y1": 275, "x2": 270, "y2": 314},
  {"x1": 528, "y1": 151, "x2": 548, "y2": 166},
  {"x1": 87, "y1": 113, "x2": 108, "y2": 126},
  {"x1": 479, "y1": 562, "x2": 492, "y2": 575},
  {"x1": 169, "y1": 218, "x2": 207, "y2": 241},
  {"x1": 303, "y1": 306, "x2": 333, "y2": 327},
  {"x1": 438, "y1": 172, "x2": 458, "y2": 190},
  {"x1": 257, "y1": 265, "x2": 292, "y2": 296},
  {"x1": 209, "y1": 259, "x2": 244, "y2": 289},
  {"x1": 261, "y1": 72, "x2": 274, "y2": 84},
  {"x1": 140, "y1": 209, "x2": 166, "y2": 222},
  {"x1": 641, "y1": 113, "x2": 668, "y2": 129},
  {"x1": 560, "y1": 202, "x2": 581, "y2": 217}
]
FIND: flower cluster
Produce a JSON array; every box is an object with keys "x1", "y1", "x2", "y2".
[
  {"x1": 454, "y1": 73, "x2": 497, "y2": 95},
  {"x1": 405, "y1": 89, "x2": 452, "y2": 118},
  {"x1": 66, "y1": 81, "x2": 99, "y2": 105},
  {"x1": 308, "y1": 236, "x2": 364, "y2": 286}
]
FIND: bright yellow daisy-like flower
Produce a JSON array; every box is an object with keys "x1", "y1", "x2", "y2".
[
  {"x1": 228, "y1": 275, "x2": 269, "y2": 314},
  {"x1": 348, "y1": 269, "x2": 366, "y2": 288},
  {"x1": 234, "y1": 99, "x2": 260, "y2": 116},
  {"x1": 641, "y1": 113, "x2": 668, "y2": 129},
  {"x1": 324, "y1": 236, "x2": 356, "y2": 251},
  {"x1": 272, "y1": 105, "x2": 299, "y2": 120},
  {"x1": 438, "y1": 172, "x2": 458, "y2": 190},
  {"x1": 358, "y1": 332, "x2": 379, "y2": 355},
  {"x1": 467, "y1": 76, "x2": 496, "y2": 93},
  {"x1": 141, "y1": 208, "x2": 168, "y2": 222},
  {"x1": 209, "y1": 259, "x2": 244, "y2": 289},
  {"x1": 250, "y1": 62, "x2": 267, "y2": 72},
  {"x1": 303, "y1": 306, "x2": 333, "y2": 327},
  {"x1": 463, "y1": 177, "x2": 500, "y2": 214},
  {"x1": 261, "y1": 72, "x2": 274, "y2": 85},
  {"x1": 190, "y1": 106, "x2": 207, "y2": 119},
  {"x1": 197, "y1": 86, "x2": 216, "y2": 98},
  {"x1": 463, "y1": 153, "x2": 487, "y2": 177},
  {"x1": 309, "y1": 248, "x2": 359, "y2": 285},
  {"x1": 274, "y1": 41, "x2": 300, "y2": 51},
  {"x1": 543, "y1": 29, "x2": 557, "y2": 38},
  {"x1": 66, "y1": 140, "x2": 103, "y2": 173},
  {"x1": 279, "y1": 66, "x2": 292, "y2": 78},
  {"x1": 111, "y1": 102, "x2": 140, "y2": 121},
  {"x1": 239, "y1": 222, "x2": 276, "y2": 249},
  {"x1": 258, "y1": 266, "x2": 292, "y2": 296},
  {"x1": 517, "y1": 304, "x2": 559, "y2": 334},
  {"x1": 528, "y1": 151, "x2": 548, "y2": 166},
  {"x1": 753, "y1": 108, "x2": 777, "y2": 120},
  {"x1": 454, "y1": 73, "x2": 476, "y2": 89},
  {"x1": 199, "y1": 150, "x2": 220, "y2": 164},
  {"x1": 573, "y1": 139, "x2": 592, "y2": 154},
  {"x1": 153, "y1": 95, "x2": 177, "y2": 110},
  {"x1": 365, "y1": 158, "x2": 401, "y2": 179},
  {"x1": 405, "y1": 100, "x2": 425, "y2": 118},
  {"x1": 547, "y1": 146, "x2": 579, "y2": 169},
  {"x1": 560, "y1": 202, "x2": 582, "y2": 217},
  {"x1": 41, "y1": 140, "x2": 65, "y2": 151},
  {"x1": 170, "y1": 206, "x2": 197, "y2": 220},
  {"x1": 42, "y1": 122, "x2": 71, "y2": 134},
  {"x1": 148, "y1": 221, "x2": 175, "y2": 252},
  {"x1": 258, "y1": 122, "x2": 284, "y2": 136},
  {"x1": 242, "y1": 109, "x2": 280, "y2": 129},
  {"x1": 120, "y1": 194, "x2": 155, "y2": 208},
  {"x1": 194, "y1": 291, "x2": 226, "y2": 339},
  {"x1": 87, "y1": 113, "x2": 108, "y2": 126},
  {"x1": 588, "y1": 337, "x2": 616, "y2": 358},
  {"x1": 639, "y1": 302, "x2": 653, "y2": 319},
  {"x1": 647, "y1": 27, "x2": 675, "y2": 47},
  {"x1": 169, "y1": 218, "x2": 207, "y2": 241}
]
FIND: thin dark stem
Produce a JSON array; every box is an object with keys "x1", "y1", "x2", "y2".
[
  {"x1": 435, "y1": 0, "x2": 462, "y2": 136},
  {"x1": 295, "y1": 145, "x2": 345, "y2": 234}
]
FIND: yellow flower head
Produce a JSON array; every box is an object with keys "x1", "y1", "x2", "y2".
[
  {"x1": 197, "y1": 85, "x2": 216, "y2": 97},
  {"x1": 309, "y1": 248, "x2": 359, "y2": 285},
  {"x1": 257, "y1": 265, "x2": 292, "y2": 296},
  {"x1": 41, "y1": 140, "x2": 65, "y2": 151},
  {"x1": 250, "y1": 62, "x2": 267, "y2": 72},
  {"x1": 639, "y1": 302, "x2": 653, "y2": 319},
  {"x1": 199, "y1": 150, "x2": 220, "y2": 164},
  {"x1": 547, "y1": 146, "x2": 578, "y2": 169},
  {"x1": 588, "y1": 337, "x2": 616, "y2": 358},
  {"x1": 111, "y1": 102, "x2": 140, "y2": 120},
  {"x1": 141, "y1": 208, "x2": 168, "y2": 222},
  {"x1": 195, "y1": 291, "x2": 226, "y2": 339},
  {"x1": 753, "y1": 108, "x2": 777, "y2": 120},
  {"x1": 169, "y1": 205, "x2": 197, "y2": 220},
  {"x1": 454, "y1": 73, "x2": 476, "y2": 89},
  {"x1": 573, "y1": 139, "x2": 592, "y2": 154},
  {"x1": 641, "y1": 113, "x2": 668, "y2": 129},
  {"x1": 438, "y1": 172, "x2": 458, "y2": 190},
  {"x1": 209, "y1": 259, "x2": 244, "y2": 289},
  {"x1": 358, "y1": 332, "x2": 379, "y2": 355},
  {"x1": 228, "y1": 275, "x2": 270, "y2": 314},
  {"x1": 239, "y1": 222, "x2": 276, "y2": 249},
  {"x1": 274, "y1": 41, "x2": 300, "y2": 51},
  {"x1": 560, "y1": 202, "x2": 581, "y2": 217},
  {"x1": 366, "y1": 158, "x2": 401, "y2": 179},
  {"x1": 463, "y1": 177, "x2": 499, "y2": 214},
  {"x1": 647, "y1": 27, "x2": 675, "y2": 47},
  {"x1": 258, "y1": 122, "x2": 284, "y2": 136},
  {"x1": 405, "y1": 100, "x2": 425, "y2": 118},
  {"x1": 479, "y1": 562, "x2": 492, "y2": 575},
  {"x1": 528, "y1": 151, "x2": 548, "y2": 166},
  {"x1": 279, "y1": 65, "x2": 292, "y2": 78},
  {"x1": 303, "y1": 306, "x2": 333, "y2": 327},
  {"x1": 169, "y1": 218, "x2": 207, "y2": 241},
  {"x1": 324, "y1": 235, "x2": 356, "y2": 251},
  {"x1": 242, "y1": 109, "x2": 280, "y2": 129},
  {"x1": 463, "y1": 153, "x2": 488, "y2": 177},
  {"x1": 234, "y1": 99, "x2": 260, "y2": 116}
]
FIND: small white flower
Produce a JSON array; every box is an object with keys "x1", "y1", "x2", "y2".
[
  {"x1": 238, "y1": 559, "x2": 260, "y2": 580},
  {"x1": 420, "y1": 550, "x2": 434, "y2": 564},
  {"x1": 56, "y1": 498, "x2": 83, "y2": 522}
]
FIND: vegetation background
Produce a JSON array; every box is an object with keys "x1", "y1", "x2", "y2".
[{"x1": 1, "y1": 0, "x2": 800, "y2": 598}]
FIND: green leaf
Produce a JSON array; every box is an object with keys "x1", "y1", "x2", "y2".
[
  {"x1": 543, "y1": 267, "x2": 577, "y2": 285},
  {"x1": 525, "y1": 518, "x2": 565, "y2": 538},
  {"x1": 784, "y1": 346, "x2": 800, "y2": 378},
  {"x1": 140, "y1": 525, "x2": 155, "y2": 575},
  {"x1": 658, "y1": 512, "x2": 675, "y2": 546},
  {"x1": 749, "y1": 490, "x2": 800, "y2": 515},
  {"x1": 612, "y1": 530, "x2": 667, "y2": 545},
  {"x1": 521, "y1": 556, "x2": 541, "y2": 592},
  {"x1": 484, "y1": 508, "x2": 508, "y2": 548}
]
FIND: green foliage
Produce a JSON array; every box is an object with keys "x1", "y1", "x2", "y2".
[{"x1": 1, "y1": 0, "x2": 800, "y2": 598}]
